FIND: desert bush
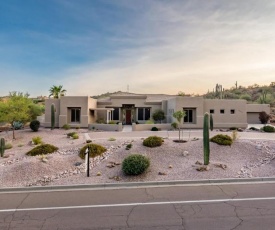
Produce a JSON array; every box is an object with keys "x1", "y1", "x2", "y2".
[
  {"x1": 67, "y1": 132, "x2": 77, "y2": 138},
  {"x1": 143, "y1": 136, "x2": 163, "y2": 147},
  {"x1": 249, "y1": 127, "x2": 259, "y2": 131},
  {"x1": 171, "y1": 122, "x2": 178, "y2": 129},
  {"x1": 152, "y1": 109, "x2": 165, "y2": 123},
  {"x1": 26, "y1": 144, "x2": 58, "y2": 156},
  {"x1": 151, "y1": 127, "x2": 158, "y2": 131},
  {"x1": 86, "y1": 139, "x2": 92, "y2": 143},
  {"x1": 122, "y1": 154, "x2": 150, "y2": 175},
  {"x1": 12, "y1": 121, "x2": 24, "y2": 130},
  {"x1": 32, "y1": 136, "x2": 42, "y2": 145},
  {"x1": 96, "y1": 118, "x2": 106, "y2": 124},
  {"x1": 108, "y1": 137, "x2": 116, "y2": 141},
  {"x1": 62, "y1": 124, "x2": 71, "y2": 130},
  {"x1": 262, "y1": 125, "x2": 275, "y2": 133},
  {"x1": 4, "y1": 143, "x2": 13, "y2": 149},
  {"x1": 108, "y1": 121, "x2": 116, "y2": 124},
  {"x1": 210, "y1": 134, "x2": 233, "y2": 146},
  {"x1": 259, "y1": 111, "x2": 270, "y2": 124},
  {"x1": 79, "y1": 143, "x2": 107, "y2": 159},
  {"x1": 72, "y1": 133, "x2": 79, "y2": 139},
  {"x1": 229, "y1": 127, "x2": 238, "y2": 130},
  {"x1": 30, "y1": 120, "x2": 40, "y2": 132},
  {"x1": 75, "y1": 126, "x2": 80, "y2": 130},
  {"x1": 126, "y1": 143, "x2": 132, "y2": 150}
]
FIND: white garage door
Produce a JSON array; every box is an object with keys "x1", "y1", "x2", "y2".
[{"x1": 247, "y1": 112, "x2": 260, "y2": 124}]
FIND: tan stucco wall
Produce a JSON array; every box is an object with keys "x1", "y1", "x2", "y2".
[
  {"x1": 167, "y1": 97, "x2": 204, "y2": 128},
  {"x1": 44, "y1": 99, "x2": 60, "y2": 128},
  {"x1": 204, "y1": 99, "x2": 247, "y2": 128}
]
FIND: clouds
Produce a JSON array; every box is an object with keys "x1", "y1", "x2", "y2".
[{"x1": 1, "y1": 0, "x2": 275, "y2": 96}]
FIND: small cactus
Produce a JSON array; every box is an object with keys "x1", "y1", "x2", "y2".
[
  {"x1": 51, "y1": 104, "x2": 55, "y2": 130},
  {"x1": 0, "y1": 138, "x2": 5, "y2": 157},
  {"x1": 203, "y1": 113, "x2": 210, "y2": 165}
]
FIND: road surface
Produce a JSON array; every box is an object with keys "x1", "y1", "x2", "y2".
[{"x1": 1, "y1": 182, "x2": 275, "y2": 229}]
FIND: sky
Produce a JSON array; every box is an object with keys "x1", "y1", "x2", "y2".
[{"x1": 1, "y1": 0, "x2": 275, "y2": 97}]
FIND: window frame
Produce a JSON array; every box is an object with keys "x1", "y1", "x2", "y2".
[{"x1": 71, "y1": 108, "x2": 81, "y2": 123}]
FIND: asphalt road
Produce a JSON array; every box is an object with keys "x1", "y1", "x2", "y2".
[{"x1": 1, "y1": 182, "x2": 275, "y2": 229}]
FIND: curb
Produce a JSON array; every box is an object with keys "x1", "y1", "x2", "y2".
[{"x1": 1, "y1": 177, "x2": 275, "y2": 193}]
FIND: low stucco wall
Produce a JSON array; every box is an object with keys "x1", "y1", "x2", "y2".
[
  {"x1": 132, "y1": 123, "x2": 172, "y2": 131},
  {"x1": 88, "y1": 123, "x2": 123, "y2": 132}
]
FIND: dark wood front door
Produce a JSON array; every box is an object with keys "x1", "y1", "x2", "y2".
[{"x1": 126, "y1": 110, "x2": 132, "y2": 124}]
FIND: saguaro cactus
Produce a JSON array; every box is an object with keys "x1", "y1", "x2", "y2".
[
  {"x1": 203, "y1": 113, "x2": 210, "y2": 165},
  {"x1": 51, "y1": 104, "x2": 55, "y2": 130},
  {"x1": 0, "y1": 138, "x2": 5, "y2": 157}
]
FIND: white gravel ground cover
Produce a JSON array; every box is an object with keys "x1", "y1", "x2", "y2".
[{"x1": 0, "y1": 128, "x2": 275, "y2": 188}]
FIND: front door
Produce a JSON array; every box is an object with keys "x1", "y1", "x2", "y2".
[{"x1": 126, "y1": 110, "x2": 132, "y2": 124}]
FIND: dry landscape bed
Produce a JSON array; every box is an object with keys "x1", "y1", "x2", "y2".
[{"x1": 0, "y1": 128, "x2": 275, "y2": 188}]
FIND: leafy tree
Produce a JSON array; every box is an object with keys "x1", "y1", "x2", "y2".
[
  {"x1": 173, "y1": 110, "x2": 186, "y2": 141},
  {"x1": 259, "y1": 111, "x2": 270, "y2": 124},
  {"x1": 29, "y1": 104, "x2": 44, "y2": 120},
  {"x1": 0, "y1": 92, "x2": 32, "y2": 139},
  {"x1": 49, "y1": 85, "x2": 66, "y2": 98},
  {"x1": 152, "y1": 109, "x2": 165, "y2": 123}
]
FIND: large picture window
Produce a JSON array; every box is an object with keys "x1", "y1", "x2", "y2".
[
  {"x1": 138, "y1": 108, "x2": 150, "y2": 120},
  {"x1": 71, "y1": 108, "x2": 81, "y2": 122},
  {"x1": 109, "y1": 108, "x2": 119, "y2": 120}
]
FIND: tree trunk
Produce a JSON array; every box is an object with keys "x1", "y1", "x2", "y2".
[
  {"x1": 178, "y1": 128, "x2": 181, "y2": 141},
  {"x1": 12, "y1": 128, "x2": 15, "y2": 140}
]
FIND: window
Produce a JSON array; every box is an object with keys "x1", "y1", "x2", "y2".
[
  {"x1": 230, "y1": 109, "x2": 235, "y2": 114},
  {"x1": 138, "y1": 108, "x2": 150, "y2": 120},
  {"x1": 71, "y1": 108, "x2": 80, "y2": 122},
  {"x1": 210, "y1": 109, "x2": 214, "y2": 114},
  {"x1": 220, "y1": 109, "x2": 225, "y2": 114},
  {"x1": 183, "y1": 108, "x2": 195, "y2": 123},
  {"x1": 110, "y1": 108, "x2": 119, "y2": 120}
]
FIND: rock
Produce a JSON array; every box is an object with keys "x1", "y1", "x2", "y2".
[
  {"x1": 256, "y1": 145, "x2": 262, "y2": 150},
  {"x1": 214, "y1": 163, "x2": 227, "y2": 170},
  {"x1": 169, "y1": 165, "x2": 173, "y2": 168},
  {"x1": 41, "y1": 158, "x2": 48, "y2": 163},
  {"x1": 182, "y1": 151, "x2": 189, "y2": 157},
  {"x1": 195, "y1": 161, "x2": 203, "y2": 165},
  {"x1": 75, "y1": 162, "x2": 82, "y2": 166},
  {"x1": 158, "y1": 172, "x2": 167, "y2": 175},
  {"x1": 96, "y1": 172, "x2": 102, "y2": 176},
  {"x1": 196, "y1": 165, "x2": 210, "y2": 172},
  {"x1": 106, "y1": 163, "x2": 115, "y2": 168}
]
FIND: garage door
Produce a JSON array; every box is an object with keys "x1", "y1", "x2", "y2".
[{"x1": 247, "y1": 112, "x2": 260, "y2": 124}]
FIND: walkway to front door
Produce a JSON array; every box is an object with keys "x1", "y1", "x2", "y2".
[{"x1": 122, "y1": 125, "x2": 132, "y2": 132}]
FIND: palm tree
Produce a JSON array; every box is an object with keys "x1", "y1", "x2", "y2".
[{"x1": 49, "y1": 85, "x2": 66, "y2": 98}]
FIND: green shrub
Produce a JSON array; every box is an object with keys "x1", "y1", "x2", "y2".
[
  {"x1": 122, "y1": 154, "x2": 150, "y2": 175},
  {"x1": 30, "y1": 120, "x2": 40, "y2": 132},
  {"x1": 67, "y1": 132, "x2": 77, "y2": 138},
  {"x1": 229, "y1": 127, "x2": 238, "y2": 130},
  {"x1": 108, "y1": 121, "x2": 116, "y2": 124},
  {"x1": 151, "y1": 127, "x2": 159, "y2": 131},
  {"x1": 86, "y1": 139, "x2": 92, "y2": 143},
  {"x1": 126, "y1": 143, "x2": 132, "y2": 150},
  {"x1": 96, "y1": 118, "x2": 106, "y2": 124},
  {"x1": 32, "y1": 136, "x2": 42, "y2": 145},
  {"x1": 210, "y1": 134, "x2": 233, "y2": 146},
  {"x1": 4, "y1": 143, "x2": 13, "y2": 149},
  {"x1": 79, "y1": 143, "x2": 107, "y2": 159},
  {"x1": 143, "y1": 136, "x2": 163, "y2": 147},
  {"x1": 262, "y1": 125, "x2": 275, "y2": 133},
  {"x1": 171, "y1": 122, "x2": 178, "y2": 129},
  {"x1": 249, "y1": 127, "x2": 259, "y2": 131},
  {"x1": 72, "y1": 133, "x2": 79, "y2": 139},
  {"x1": 26, "y1": 144, "x2": 58, "y2": 156},
  {"x1": 145, "y1": 120, "x2": 154, "y2": 124},
  {"x1": 75, "y1": 126, "x2": 80, "y2": 130},
  {"x1": 62, "y1": 124, "x2": 71, "y2": 130},
  {"x1": 108, "y1": 137, "x2": 116, "y2": 141}
]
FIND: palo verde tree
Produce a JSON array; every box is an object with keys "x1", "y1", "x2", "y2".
[
  {"x1": 49, "y1": 85, "x2": 66, "y2": 99},
  {"x1": 0, "y1": 92, "x2": 33, "y2": 139},
  {"x1": 152, "y1": 109, "x2": 165, "y2": 123},
  {"x1": 173, "y1": 110, "x2": 186, "y2": 141}
]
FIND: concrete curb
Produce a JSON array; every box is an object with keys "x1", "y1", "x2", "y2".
[{"x1": 1, "y1": 177, "x2": 275, "y2": 193}]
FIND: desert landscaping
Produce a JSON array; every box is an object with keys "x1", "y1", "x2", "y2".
[{"x1": 1, "y1": 127, "x2": 275, "y2": 188}]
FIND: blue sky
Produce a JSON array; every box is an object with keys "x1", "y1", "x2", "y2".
[{"x1": 1, "y1": 0, "x2": 275, "y2": 97}]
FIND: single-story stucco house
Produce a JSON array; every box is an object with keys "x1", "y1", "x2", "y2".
[{"x1": 44, "y1": 92, "x2": 270, "y2": 130}]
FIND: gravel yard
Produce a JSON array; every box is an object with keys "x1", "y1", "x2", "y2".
[{"x1": 0, "y1": 128, "x2": 275, "y2": 188}]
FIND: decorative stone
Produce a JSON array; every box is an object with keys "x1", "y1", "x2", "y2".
[
  {"x1": 158, "y1": 172, "x2": 167, "y2": 175},
  {"x1": 169, "y1": 165, "x2": 173, "y2": 168},
  {"x1": 195, "y1": 161, "x2": 203, "y2": 165},
  {"x1": 75, "y1": 162, "x2": 82, "y2": 166},
  {"x1": 182, "y1": 151, "x2": 189, "y2": 157},
  {"x1": 96, "y1": 172, "x2": 102, "y2": 176}
]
